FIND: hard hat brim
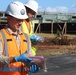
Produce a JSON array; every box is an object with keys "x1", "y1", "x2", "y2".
[
  {"x1": 24, "y1": 4, "x2": 37, "y2": 13},
  {"x1": 12, "y1": 14, "x2": 28, "y2": 19},
  {"x1": 6, "y1": 12, "x2": 28, "y2": 19}
]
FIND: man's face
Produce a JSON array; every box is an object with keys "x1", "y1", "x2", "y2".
[
  {"x1": 7, "y1": 16, "x2": 23, "y2": 32},
  {"x1": 27, "y1": 8, "x2": 35, "y2": 20}
]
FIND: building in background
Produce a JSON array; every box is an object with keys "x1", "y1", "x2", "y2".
[{"x1": 0, "y1": 11, "x2": 76, "y2": 34}]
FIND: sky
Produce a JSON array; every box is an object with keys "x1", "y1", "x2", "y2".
[{"x1": 0, "y1": 0, "x2": 76, "y2": 13}]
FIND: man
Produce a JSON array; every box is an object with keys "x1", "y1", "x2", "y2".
[
  {"x1": 22, "y1": 0, "x2": 38, "y2": 56},
  {"x1": 0, "y1": 1, "x2": 40, "y2": 75}
]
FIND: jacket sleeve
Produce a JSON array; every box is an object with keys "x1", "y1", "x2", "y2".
[
  {"x1": 28, "y1": 39, "x2": 33, "y2": 56},
  {"x1": 0, "y1": 33, "x2": 11, "y2": 66},
  {"x1": 0, "y1": 56, "x2": 10, "y2": 65},
  {"x1": 27, "y1": 35, "x2": 33, "y2": 56}
]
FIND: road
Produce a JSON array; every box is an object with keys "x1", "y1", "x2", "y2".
[{"x1": 30, "y1": 53, "x2": 76, "y2": 75}]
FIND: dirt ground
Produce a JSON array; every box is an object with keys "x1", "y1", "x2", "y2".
[
  {"x1": 34, "y1": 33, "x2": 76, "y2": 56},
  {"x1": 31, "y1": 33, "x2": 76, "y2": 75}
]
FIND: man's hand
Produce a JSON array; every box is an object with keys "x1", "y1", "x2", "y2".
[
  {"x1": 30, "y1": 35, "x2": 44, "y2": 44},
  {"x1": 14, "y1": 53, "x2": 33, "y2": 64},
  {"x1": 30, "y1": 63, "x2": 40, "y2": 73},
  {"x1": 30, "y1": 35, "x2": 38, "y2": 44}
]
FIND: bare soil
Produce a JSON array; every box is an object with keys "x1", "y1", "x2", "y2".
[
  {"x1": 31, "y1": 33, "x2": 76, "y2": 75},
  {"x1": 34, "y1": 33, "x2": 76, "y2": 56}
]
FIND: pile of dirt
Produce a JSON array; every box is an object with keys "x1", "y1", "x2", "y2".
[{"x1": 34, "y1": 36, "x2": 76, "y2": 56}]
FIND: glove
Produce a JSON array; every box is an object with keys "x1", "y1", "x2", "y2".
[
  {"x1": 30, "y1": 35, "x2": 36, "y2": 40},
  {"x1": 30, "y1": 35, "x2": 40, "y2": 41},
  {"x1": 30, "y1": 35, "x2": 44, "y2": 42},
  {"x1": 30, "y1": 35, "x2": 38, "y2": 44},
  {"x1": 30, "y1": 35, "x2": 44, "y2": 45},
  {"x1": 14, "y1": 53, "x2": 33, "y2": 64},
  {"x1": 30, "y1": 63, "x2": 40, "y2": 73}
]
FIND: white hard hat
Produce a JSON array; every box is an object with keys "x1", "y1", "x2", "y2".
[
  {"x1": 24, "y1": 0, "x2": 38, "y2": 13},
  {"x1": 5, "y1": 1, "x2": 28, "y2": 19}
]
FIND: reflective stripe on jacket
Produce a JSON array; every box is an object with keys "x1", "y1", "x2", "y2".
[{"x1": 0, "y1": 28, "x2": 29, "y2": 75}]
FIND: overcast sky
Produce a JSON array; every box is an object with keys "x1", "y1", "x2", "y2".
[{"x1": 0, "y1": 0, "x2": 76, "y2": 13}]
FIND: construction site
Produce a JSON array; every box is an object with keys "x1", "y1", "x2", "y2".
[
  {"x1": 1, "y1": 10, "x2": 76, "y2": 75},
  {"x1": 0, "y1": 11, "x2": 76, "y2": 56},
  {"x1": 34, "y1": 12, "x2": 76, "y2": 56}
]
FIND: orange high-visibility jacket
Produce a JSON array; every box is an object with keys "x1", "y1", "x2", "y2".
[{"x1": 0, "y1": 28, "x2": 29, "y2": 75}]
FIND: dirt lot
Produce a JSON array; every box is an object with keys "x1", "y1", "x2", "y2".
[
  {"x1": 31, "y1": 33, "x2": 76, "y2": 75},
  {"x1": 34, "y1": 33, "x2": 76, "y2": 56}
]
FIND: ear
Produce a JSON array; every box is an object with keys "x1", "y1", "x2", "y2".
[
  {"x1": 7, "y1": 16, "x2": 11, "y2": 20},
  {"x1": 7, "y1": 16, "x2": 11, "y2": 22}
]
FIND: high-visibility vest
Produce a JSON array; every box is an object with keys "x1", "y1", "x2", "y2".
[
  {"x1": 22, "y1": 20, "x2": 36, "y2": 56},
  {"x1": 0, "y1": 28, "x2": 29, "y2": 75},
  {"x1": 22, "y1": 20, "x2": 35, "y2": 36}
]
